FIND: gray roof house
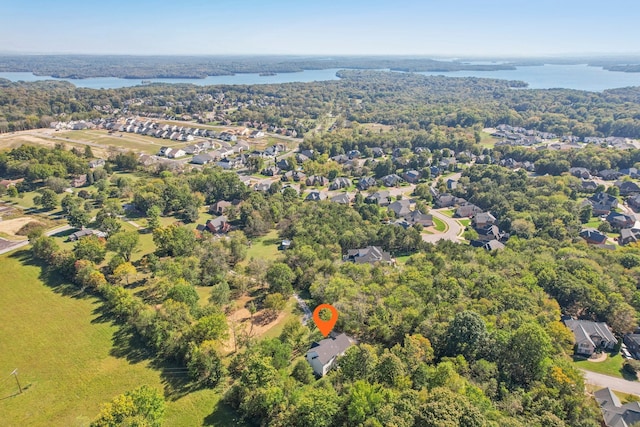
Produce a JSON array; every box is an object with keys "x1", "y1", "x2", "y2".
[
  {"x1": 388, "y1": 199, "x2": 411, "y2": 217},
  {"x1": 305, "y1": 333, "x2": 354, "y2": 377},
  {"x1": 456, "y1": 203, "x2": 483, "y2": 218},
  {"x1": 381, "y1": 174, "x2": 403, "y2": 187},
  {"x1": 330, "y1": 193, "x2": 352, "y2": 205},
  {"x1": 344, "y1": 246, "x2": 393, "y2": 265},
  {"x1": 329, "y1": 177, "x2": 352, "y2": 191},
  {"x1": 357, "y1": 177, "x2": 377, "y2": 191},
  {"x1": 305, "y1": 191, "x2": 328, "y2": 202},
  {"x1": 563, "y1": 318, "x2": 617, "y2": 356},
  {"x1": 405, "y1": 210, "x2": 433, "y2": 227},
  {"x1": 473, "y1": 212, "x2": 496, "y2": 228},
  {"x1": 365, "y1": 191, "x2": 391, "y2": 206},
  {"x1": 594, "y1": 387, "x2": 640, "y2": 427}
]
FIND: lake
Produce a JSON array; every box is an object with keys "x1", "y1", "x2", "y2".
[{"x1": 2, "y1": 64, "x2": 640, "y2": 91}]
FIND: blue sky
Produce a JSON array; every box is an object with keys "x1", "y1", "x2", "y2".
[{"x1": 2, "y1": 0, "x2": 639, "y2": 56}]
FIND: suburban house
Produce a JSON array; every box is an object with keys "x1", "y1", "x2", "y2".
[
  {"x1": 209, "y1": 200, "x2": 234, "y2": 215},
  {"x1": 588, "y1": 192, "x2": 619, "y2": 215},
  {"x1": 365, "y1": 191, "x2": 391, "y2": 206},
  {"x1": 476, "y1": 225, "x2": 505, "y2": 242},
  {"x1": 435, "y1": 193, "x2": 466, "y2": 208},
  {"x1": 455, "y1": 203, "x2": 483, "y2": 218},
  {"x1": 598, "y1": 169, "x2": 623, "y2": 181},
  {"x1": 167, "y1": 149, "x2": 186, "y2": 159},
  {"x1": 357, "y1": 177, "x2": 377, "y2": 191},
  {"x1": 615, "y1": 180, "x2": 640, "y2": 196},
  {"x1": 402, "y1": 170, "x2": 421, "y2": 184},
  {"x1": 473, "y1": 212, "x2": 496, "y2": 228},
  {"x1": 191, "y1": 153, "x2": 216, "y2": 165},
  {"x1": 619, "y1": 228, "x2": 640, "y2": 246},
  {"x1": 579, "y1": 228, "x2": 608, "y2": 245},
  {"x1": 262, "y1": 166, "x2": 281, "y2": 176},
  {"x1": 623, "y1": 334, "x2": 640, "y2": 359},
  {"x1": 388, "y1": 199, "x2": 411, "y2": 217},
  {"x1": 405, "y1": 210, "x2": 433, "y2": 227},
  {"x1": 381, "y1": 174, "x2": 403, "y2": 187},
  {"x1": 306, "y1": 175, "x2": 329, "y2": 187},
  {"x1": 629, "y1": 195, "x2": 640, "y2": 210},
  {"x1": 581, "y1": 180, "x2": 598, "y2": 192},
  {"x1": 606, "y1": 212, "x2": 636, "y2": 230},
  {"x1": 67, "y1": 228, "x2": 107, "y2": 242},
  {"x1": 330, "y1": 193, "x2": 352, "y2": 205},
  {"x1": 482, "y1": 240, "x2": 505, "y2": 251},
  {"x1": 446, "y1": 178, "x2": 457, "y2": 190},
  {"x1": 305, "y1": 333, "x2": 354, "y2": 377},
  {"x1": 305, "y1": 191, "x2": 328, "y2": 202},
  {"x1": 594, "y1": 387, "x2": 640, "y2": 427},
  {"x1": 621, "y1": 167, "x2": 640, "y2": 178},
  {"x1": 344, "y1": 246, "x2": 394, "y2": 265},
  {"x1": 329, "y1": 177, "x2": 352, "y2": 190},
  {"x1": 570, "y1": 167, "x2": 592, "y2": 179},
  {"x1": 205, "y1": 216, "x2": 231, "y2": 234},
  {"x1": 279, "y1": 239, "x2": 292, "y2": 250},
  {"x1": 88, "y1": 159, "x2": 105, "y2": 168},
  {"x1": 563, "y1": 318, "x2": 617, "y2": 356}
]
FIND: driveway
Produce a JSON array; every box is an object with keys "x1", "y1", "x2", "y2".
[
  {"x1": 293, "y1": 293, "x2": 312, "y2": 325},
  {"x1": 422, "y1": 208, "x2": 464, "y2": 244},
  {"x1": 582, "y1": 370, "x2": 640, "y2": 396}
]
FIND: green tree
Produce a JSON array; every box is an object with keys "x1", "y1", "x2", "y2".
[
  {"x1": 187, "y1": 340, "x2": 225, "y2": 387},
  {"x1": 112, "y1": 262, "x2": 137, "y2": 286},
  {"x1": 73, "y1": 235, "x2": 107, "y2": 263},
  {"x1": 264, "y1": 293, "x2": 287, "y2": 321},
  {"x1": 106, "y1": 231, "x2": 140, "y2": 262},
  {"x1": 166, "y1": 283, "x2": 200, "y2": 309},
  {"x1": 91, "y1": 385, "x2": 165, "y2": 427},
  {"x1": 38, "y1": 188, "x2": 58, "y2": 210},
  {"x1": 291, "y1": 359, "x2": 315, "y2": 384},
  {"x1": 146, "y1": 205, "x2": 161, "y2": 231},
  {"x1": 503, "y1": 323, "x2": 552, "y2": 387},
  {"x1": 579, "y1": 204, "x2": 593, "y2": 224},
  {"x1": 190, "y1": 311, "x2": 229, "y2": 344},
  {"x1": 444, "y1": 310, "x2": 488, "y2": 362},
  {"x1": 266, "y1": 263, "x2": 295, "y2": 296},
  {"x1": 67, "y1": 207, "x2": 91, "y2": 229}
]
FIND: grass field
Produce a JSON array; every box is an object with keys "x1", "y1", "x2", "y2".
[
  {"x1": 459, "y1": 218, "x2": 471, "y2": 227},
  {"x1": 477, "y1": 131, "x2": 498, "y2": 148},
  {"x1": 242, "y1": 230, "x2": 282, "y2": 265},
  {"x1": 0, "y1": 250, "x2": 240, "y2": 427},
  {"x1": 574, "y1": 353, "x2": 634, "y2": 380},
  {"x1": 583, "y1": 217, "x2": 604, "y2": 229},
  {"x1": 433, "y1": 217, "x2": 448, "y2": 232},
  {"x1": 439, "y1": 209, "x2": 455, "y2": 218}
]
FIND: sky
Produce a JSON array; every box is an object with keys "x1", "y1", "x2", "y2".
[{"x1": 2, "y1": 0, "x2": 640, "y2": 56}]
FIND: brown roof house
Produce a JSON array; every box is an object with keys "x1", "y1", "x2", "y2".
[{"x1": 305, "y1": 333, "x2": 354, "y2": 377}]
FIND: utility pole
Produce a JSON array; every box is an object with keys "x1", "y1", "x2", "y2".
[{"x1": 11, "y1": 369, "x2": 22, "y2": 394}]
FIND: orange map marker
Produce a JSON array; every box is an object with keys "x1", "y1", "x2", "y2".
[{"x1": 313, "y1": 304, "x2": 338, "y2": 337}]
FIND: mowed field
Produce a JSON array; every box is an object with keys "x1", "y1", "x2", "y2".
[{"x1": 0, "y1": 250, "x2": 238, "y2": 427}]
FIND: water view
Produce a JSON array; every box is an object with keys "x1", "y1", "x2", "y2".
[{"x1": 2, "y1": 64, "x2": 640, "y2": 91}]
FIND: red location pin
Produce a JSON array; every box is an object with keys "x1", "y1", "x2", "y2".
[{"x1": 313, "y1": 304, "x2": 338, "y2": 337}]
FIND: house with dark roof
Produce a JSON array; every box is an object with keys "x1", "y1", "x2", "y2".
[
  {"x1": 621, "y1": 168, "x2": 640, "y2": 178},
  {"x1": 623, "y1": 334, "x2": 640, "y2": 359},
  {"x1": 563, "y1": 318, "x2": 617, "y2": 356},
  {"x1": 579, "y1": 228, "x2": 608, "y2": 245},
  {"x1": 344, "y1": 246, "x2": 393, "y2": 265},
  {"x1": 262, "y1": 166, "x2": 281, "y2": 176},
  {"x1": 371, "y1": 147, "x2": 385, "y2": 158},
  {"x1": 305, "y1": 333, "x2": 354, "y2": 377},
  {"x1": 435, "y1": 193, "x2": 466, "y2": 208},
  {"x1": 588, "y1": 192, "x2": 619, "y2": 215},
  {"x1": 606, "y1": 212, "x2": 636, "y2": 230},
  {"x1": 402, "y1": 170, "x2": 420, "y2": 184},
  {"x1": 191, "y1": 153, "x2": 216, "y2": 165},
  {"x1": 329, "y1": 177, "x2": 352, "y2": 190},
  {"x1": 581, "y1": 180, "x2": 598, "y2": 192},
  {"x1": 357, "y1": 177, "x2": 377, "y2": 191},
  {"x1": 615, "y1": 180, "x2": 640, "y2": 196},
  {"x1": 594, "y1": 387, "x2": 640, "y2": 427},
  {"x1": 67, "y1": 228, "x2": 100, "y2": 242},
  {"x1": 599, "y1": 169, "x2": 623, "y2": 181},
  {"x1": 305, "y1": 191, "x2": 328, "y2": 202},
  {"x1": 476, "y1": 225, "x2": 504, "y2": 242},
  {"x1": 570, "y1": 167, "x2": 592, "y2": 179},
  {"x1": 629, "y1": 195, "x2": 640, "y2": 210},
  {"x1": 209, "y1": 200, "x2": 233, "y2": 215}
]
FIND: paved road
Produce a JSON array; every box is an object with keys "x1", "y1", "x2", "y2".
[
  {"x1": 422, "y1": 208, "x2": 464, "y2": 244},
  {"x1": 0, "y1": 224, "x2": 73, "y2": 256},
  {"x1": 293, "y1": 293, "x2": 312, "y2": 325},
  {"x1": 582, "y1": 370, "x2": 640, "y2": 395}
]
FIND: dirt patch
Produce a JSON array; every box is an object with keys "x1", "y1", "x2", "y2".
[
  {"x1": 0, "y1": 217, "x2": 41, "y2": 237},
  {"x1": 221, "y1": 295, "x2": 287, "y2": 355}
]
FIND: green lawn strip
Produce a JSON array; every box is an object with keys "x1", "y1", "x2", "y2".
[
  {"x1": 433, "y1": 217, "x2": 448, "y2": 233},
  {"x1": 582, "y1": 218, "x2": 604, "y2": 229},
  {"x1": 459, "y1": 218, "x2": 471, "y2": 227},
  {"x1": 0, "y1": 250, "x2": 243, "y2": 427},
  {"x1": 573, "y1": 353, "x2": 634, "y2": 380},
  {"x1": 395, "y1": 255, "x2": 411, "y2": 265},
  {"x1": 439, "y1": 209, "x2": 455, "y2": 218}
]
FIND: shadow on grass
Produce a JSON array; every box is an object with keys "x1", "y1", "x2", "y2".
[
  {"x1": 203, "y1": 400, "x2": 245, "y2": 427},
  {"x1": 109, "y1": 325, "x2": 154, "y2": 364}
]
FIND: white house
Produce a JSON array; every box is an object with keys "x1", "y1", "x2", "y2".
[
  {"x1": 167, "y1": 149, "x2": 186, "y2": 159},
  {"x1": 305, "y1": 333, "x2": 353, "y2": 377}
]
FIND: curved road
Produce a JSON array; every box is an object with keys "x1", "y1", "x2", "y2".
[
  {"x1": 422, "y1": 208, "x2": 464, "y2": 244},
  {"x1": 582, "y1": 370, "x2": 640, "y2": 395}
]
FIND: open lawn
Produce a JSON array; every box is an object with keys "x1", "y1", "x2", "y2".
[
  {"x1": 433, "y1": 217, "x2": 447, "y2": 232},
  {"x1": 61, "y1": 130, "x2": 186, "y2": 155},
  {"x1": 242, "y1": 230, "x2": 282, "y2": 265},
  {"x1": 477, "y1": 131, "x2": 498, "y2": 148},
  {"x1": 583, "y1": 217, "x2": 604, "y2": 229},
  {"x1": 439, "y1": 209, "x2": 455, "y2": 218},
  {"x1": 0, "y1": 250, "x2": 241, "y2": 427},
  {"x1": 459, "y1": 218, "x2": 471, "y2": 227},
  {"x1": 574, "y1": 353, "x2": 634, "y2": 380}
]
